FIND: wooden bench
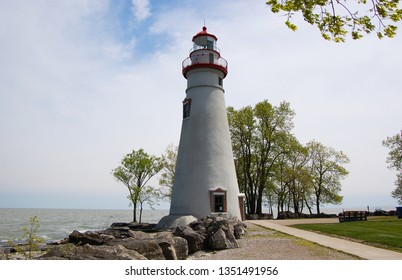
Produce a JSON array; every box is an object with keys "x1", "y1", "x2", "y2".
[{"x1": 338, "y1": 211, "x2": 368, "y2": 222}]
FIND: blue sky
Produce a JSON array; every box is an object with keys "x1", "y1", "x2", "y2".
[{"x1": 0, "y1": 0, "x2": 401, "y2": 210}]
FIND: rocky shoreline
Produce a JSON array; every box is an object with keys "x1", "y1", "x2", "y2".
[{"x1": 1, "y1": 216, "x2": 246, "y2": 260}]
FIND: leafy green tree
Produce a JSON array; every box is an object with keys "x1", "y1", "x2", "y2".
[
  {"x1": 306, "y1": 140, "x2": 349, "y2": 214},
  {"x1": 266, "y1": 0, "x2": 402, "y2": 42},
  {"x1": 228, "y1": 105, "x2": 256, "y2": 214},
  {"x1": 269, "y1": 138, "x2": 315, "y2": 217},
  {"x1": 283, "y1": 138, "x2": 313, "y2": 215},
  {"x1": 228, "y1": 100, "x2": 296, "y2": 215},
  {"x1": 229, "y1": 100, "x2": 350, "y2": 217},
  {"x1": 112, "y1": 149, "x2": 163, "y2": 222},
  {"x1": 254, "y1": 101, "x2": 296, "y2": 214},
  {"x1": 159, "y1": 144, "x2": 178, "y2": 199},
  {"x1": 391, "y1": 173, "x2": 402, "y2": 204},
  {"x1": 382, "y1": 132, "x2": 402, "y2": 204},
  {"x1": 382, "y1": 132, "x2": 402, "y2": 170},
  {"x1": 271, "y1": 152, "x2": 293, "y2": 215},
  {"x1": 8, "y1": 216, "x2": 45, "y2": 259}
]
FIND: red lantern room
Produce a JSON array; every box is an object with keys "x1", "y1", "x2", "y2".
[{"x1": 182, "y1": 26, "x2": 228, "y2": 78}]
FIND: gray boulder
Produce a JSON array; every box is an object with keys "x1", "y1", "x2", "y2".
[
  {"x1": 103, "y1": 228, "x2": 149, "y2": 240},
  {"x1": 208, "y1": 228, "x2": 238, "y2": 250},
  {"x1": 203, "y1": 216, "x2": 239, "y2": 250},
  {"x1": 147, "y1": 231, "x2": 188, "y2": 260},
  {"x1": 173, "y1": 226, "x2": 206, "y2": 254},
  {"x1": 156, "y1": 236, "x2": 188, "y2": 260},
  {"x1": 41, "y1": 243, "x2": 147, "y2": 260},
  {"x1": 106, "y1": 238, "x2": 165, "y2": 260},
  {"x1": 172, "y1": 236, "x2": 189, "y2": 260},
  {"x1": 0, "y1": 248, "x2": 7, "y2": 260},
  {"x1": 233, "y1": 222, "x2": 246, "y2": 239},
  {"x1": 69, "y1": 230, "x2": 115, "y2": 245}
]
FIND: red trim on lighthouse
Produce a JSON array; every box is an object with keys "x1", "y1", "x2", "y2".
[
  {"x1": 182, "y1": 63, "x2": 228, "y2": 78},
  {"x1": 192, "y1": 26, "x2": 218, "y2": 42}
]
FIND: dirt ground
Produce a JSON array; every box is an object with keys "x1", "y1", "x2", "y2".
[{"x1": 188, "y1": 222, "x2": 360, "y2": 260}]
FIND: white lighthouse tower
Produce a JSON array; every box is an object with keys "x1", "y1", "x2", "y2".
[{"x1": 158, "y1": 27, "x2": 243, "y2": 228}]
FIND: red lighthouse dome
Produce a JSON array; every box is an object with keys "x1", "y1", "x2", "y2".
[
  {"x1": 192, "y1": 26, "x2": 218, "y2": 42},
  {"x1": 182, "y1": 26, "x2": 228, "y2": 78}
]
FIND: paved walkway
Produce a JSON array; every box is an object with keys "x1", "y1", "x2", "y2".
[{"x1": 250, "y1": 218, "x2": 402, "y2": 260}]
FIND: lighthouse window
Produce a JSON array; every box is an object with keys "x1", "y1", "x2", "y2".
[
  {"x1": 207, "y1": 39, "x2": 214, "y2": 50},
  {"x1": 209, "y1": 53, "x2": 214, "y2": 64},
  {"x1": 214, "y1": 195, "x2": 225, "y2": 212},
  {"x1": 183, "y1": 98, "x2": 191, "y2": 119},
  {"x1": 218, "y1": 77, "x2": 223, "y2": 86},
  {"x1": 210, "y1": 189, "x2": 227, "y2": 213}
]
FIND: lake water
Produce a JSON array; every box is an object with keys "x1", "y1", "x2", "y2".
[{"x1": 0, "y1": 208, "x2": 169, "y2": 246}]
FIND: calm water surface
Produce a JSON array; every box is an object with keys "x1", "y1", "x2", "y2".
[{"x1": 0, "y1": 208, "x2": 168, "y2": 245}]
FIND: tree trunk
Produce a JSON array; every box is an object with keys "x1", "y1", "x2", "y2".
[
  {"x1": 246, "y1": 190, "x2": 252, "y2": 214},
  {"x1": 292, "y1": 192, "x2": 299, "y2": 215},
  {"x1": 249, "y1": 195, "x2": 256, "y2": 214},
  {"x1": 247, "y1": 181, "x2": 257, "y2": 214},
  {"x1": 277, "y1": 204, "x2": 280, "y2": 219},
  {"x1": 133, "y1": 201, "x2": 137, "y2": 223},
  {"x1": 304, "y1": 199, "x2": 313, "y2": 215},
  {"x1": 256, "y1": 186, "x2": 264, "y2": 215},
  {"x1": 315, "y1": 184, "x2": 321, "y2": 215},
  {"x1": 268, "y1": 195, "x2": 273, "y2": 215},
  {"x1": 139, "y1": 204, "x2": 143, "y2": 224},
  {"x1": 316, "y1": 196, "x2": 321, "y2": 215}
]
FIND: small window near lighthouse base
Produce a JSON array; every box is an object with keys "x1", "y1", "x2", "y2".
[
  {"x1": 183, "y1": 98, "x2": 191, "y2": 119},
  {"x1": 214, "y1": 195, "x2": 224, "y2": 212},
  {"x1": 210, "y1": 188, "x2": 227, "y2": 213}
]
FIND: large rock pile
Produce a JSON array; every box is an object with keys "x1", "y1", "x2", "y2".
[
  {"x1": 174, "y1": 216, "x2": 246, "y2": 253},
  {"x1": 38, "y1": 216, "x2": 246, "y2": 260}
]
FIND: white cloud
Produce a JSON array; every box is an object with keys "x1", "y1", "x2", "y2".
[
  {"x1": 101, "y1": 38, "x2": 137, "y2": 60},
  {"x1": 131, "y1": 0, "x2": 152, "y2": 22}
]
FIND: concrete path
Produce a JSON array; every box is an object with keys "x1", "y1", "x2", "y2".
[{"x1": 250, "y1": 218, "x2": 402, "y2": 260}]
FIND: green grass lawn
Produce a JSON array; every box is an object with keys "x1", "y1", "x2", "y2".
[{"x1": 292, "y1": 216, "x2": 402, "y2": 253}]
